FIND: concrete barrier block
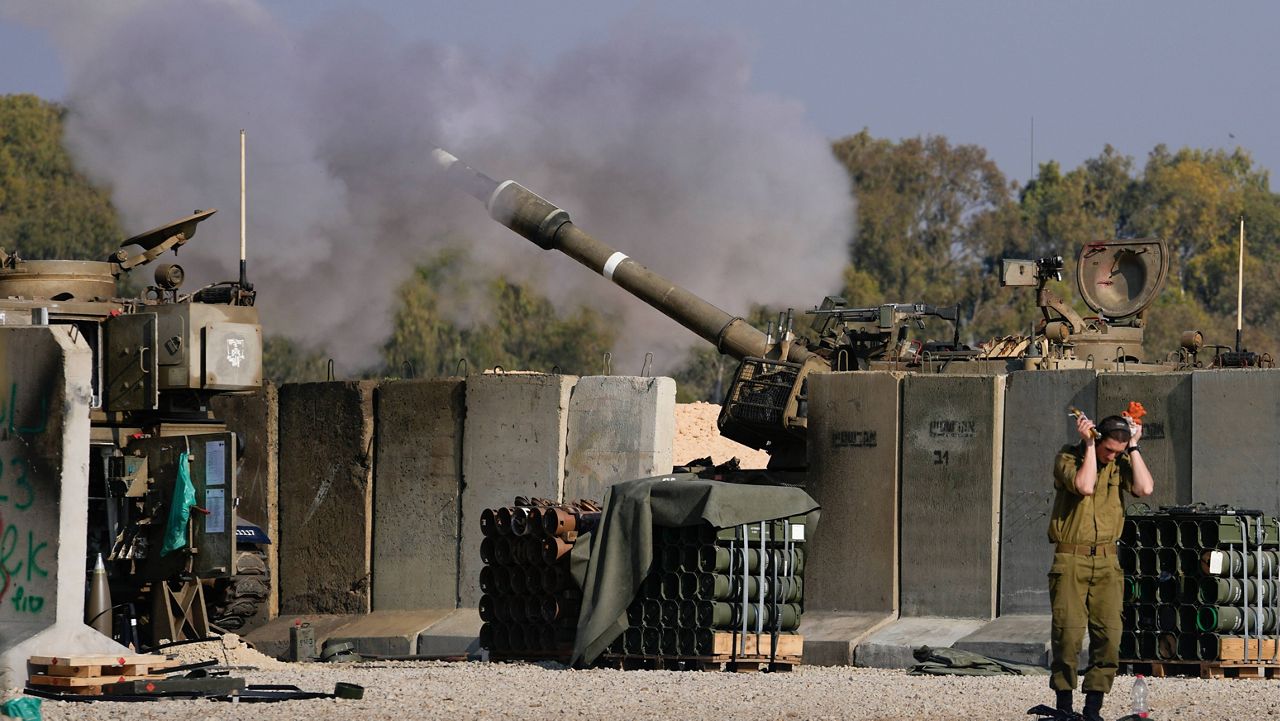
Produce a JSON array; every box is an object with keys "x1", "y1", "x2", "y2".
[
  {"x1": 373, "y1": 379, "x2": 465, "y2": 610},
  {"x1": 900, "y1": 374, "x2": 1005, "y2": 620},
  {"x1": 999, "y1": 369, "x2": 1097, "y2": 615},
  {"x1": 210, "y1": 382, "x2": 279, "y2": 624},
  {"x1": 1097, "y1": 373, "x2": 1191, "y2": 508},
  {"x1": 855, "y1": 617, "x2": 987, "y2": 668},
  {"x1": 564, "y1": 376, "x2": 675, "y2": 503},
  {"x1": 278, "y1": 381, "x2": 377, "y2": 614},
  {"x1": 806, "y1": 371, "x2": 903, "y2": 614},
  {"x1": 0, "y1": 327, "x2": 127, "y2": 686},
  {"x1": 1191, "y1": 369, "x2": 1280, "y2": 515},
  {"x1": 459, "y1": 374, "x2": 575, "y2": 607}
]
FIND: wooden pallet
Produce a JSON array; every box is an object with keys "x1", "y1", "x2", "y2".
[
  {"x1": 1126, "y1": 659, "x2": 1280, "y2": 680},
  {"x1": 27, "y1": 654, "x2": 178, "y2": 696},
  {"x1": 1217, "y1": 636, "x2": 1280, "y2": 662},
  {"x1": 599, "y1": 632, "x2": 803, "y2": 672}
]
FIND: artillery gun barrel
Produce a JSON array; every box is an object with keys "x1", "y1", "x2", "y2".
[{"x1": 431, "y1": 148, "x2": 815, "y2": 365}]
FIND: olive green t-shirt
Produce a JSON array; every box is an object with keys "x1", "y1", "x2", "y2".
[{"x1": 1048, "y1": 443, "x2": 1135, "y2": 545}]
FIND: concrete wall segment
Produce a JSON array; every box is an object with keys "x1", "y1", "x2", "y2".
[
  {"x1": 1096, "y1": 372, "x2": 1191, "y2": 509},
  {"x1": 0, "y1": 326, "x2": 126, "y2": 686},
  {"x1": 278, "y1": 381, "x2": 377, "y2": 614},
  {"x1": 805, "y1": 371, "x2": 903, "y2": 614},
  {"x1": 564, "y1": 375, "x2": 675, "y2": 503},
  {"x1": 899, "y1": 374, "x2": 1004, "y2": 620},
  {"x1": 1190, "y1": 369, "x2": 1280, "y2": 515},
  {"x1": 459, "y1": 373, "x2": 575, "y2": 607},
  {"x1": 998, "y1": 369, "x2": 1098, "y2": 615},
  {"x1": 373, "y1": 379, "x2": 465, "y2": 610}
]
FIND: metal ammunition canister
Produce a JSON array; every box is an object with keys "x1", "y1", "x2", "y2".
[
  {"x1": 479, "y1": 594, "x2": 499, "y2": 623},
  {"x1": 660, "y1": 573, "x2": 683, "y2": 600},
  {"x1": 1137, "y1": 631, "x2": 1158, "y2": 659},
  {"x1": 1136, "y1": 604, "x2": 1158, "y2": 632},
  {"x1": 627, "y1": 601, "x2": 644, "y2": 627},
  {"x1": 1121, "y1": 519, "x2": 1140, "y2": 547},
  {"x1": 624, "y1": 627, "x2": 644, "y2": 654},
  {"x1": 1118, "y1": 546, "x2": 1138, "y2": 574},
  {"x1": 288, "y1": 621, "x2": 317, "y2": 662},
  {"x1": 1137, "y1": 548, "x2": 1159, "y2": 575},
  {"x1": 542, "y1": 536, "x2": 572, "y2": 564},
  {"x1": 1119, "y1": 631, "x2": 1137, "y2": 659},
  {"x1": 1196, "y1": 605, "x2": 1279, "y2": 634},
  {"x1": 660, "y1": 545, "x2": 685, "y2": 573},
  {"x1": 1177, "y1": 604, "x2": 1200, "y2": 634},
  {"x1": 642, "y1": 627, "x2": 661, "y2": 655},
  {"x1": 679, "y1": 572, "x2": 699, "y2": 600},
  {"x1": 495, "y1": 507, "x2": 515, "y2": 536},
  {"x1": 480, "y1": 508, "x2": 498, "y2": 538},
  {"x1": 642, "y1": 599, "x2": 662, "y2": 627},
  {"x1": 1176, "y1": 633, "x2": 1200, "y2": 661},
  {"x1": 1178, "y1": 548, "x2": 1201, "y2": 575},
  {"x1": 1136, "y1": 576, "x2": 1157, "y2": 602},
  {"x1": 661, "y1": 600, "x2": 680, "y2": 627},
  {"x1": 1157, "y1": 520, "x2": 1179, "y2": 547},
  {"x1": 1197, "y1": 633, "x2": 1220, "y2": 661},
  {"x1": 661, "y1": 628, "x2": 680, "y2": 655},
  {"x1": 1156, "y1": 577, "x2": 1179, "y2": 604},
  {"x1": 1136, "y1": 518, "x2": 1158, "y2": 547},
  {"x1": 1177, "y1": 520, "x2": 1201, "y2": 548},
  {"x1": 1156, "y1": 547, "x2": 1179, "y2": 575},
  {"x1": 1156, "y1": 632, "x2": 1178, "y2": 660},
  {"x1": 1156, "y1": 603, "x2": 1178, "y2": 631}
]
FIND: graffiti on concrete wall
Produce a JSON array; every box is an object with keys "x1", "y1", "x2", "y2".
[{"x1": 0, "y1": 379, "x2": 57, "y2": 620}]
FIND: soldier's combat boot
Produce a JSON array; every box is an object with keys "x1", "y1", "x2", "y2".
[
  {"x1": 1082, "y1": 690, "x2": 1105, "y2": 721},
  {"x1": 1056, "y1": 690, "x2": 1073, "y2": 714}
]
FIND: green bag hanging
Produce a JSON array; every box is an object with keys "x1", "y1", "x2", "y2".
[{"x1": 161, "y1": 451, "x2": 196, "y2": 556}]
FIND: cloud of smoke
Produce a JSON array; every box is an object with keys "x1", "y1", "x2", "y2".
[{"x1": 4, "y1": 1, "x2": 854, "y2": 374}]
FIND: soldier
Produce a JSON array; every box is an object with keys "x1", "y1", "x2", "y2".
[{"x1": 1048, "y1": 413, "x2": 1154, "y2": 721}]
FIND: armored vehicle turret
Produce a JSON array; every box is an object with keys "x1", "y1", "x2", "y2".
[{"x1": 0, "y1": 210, "x2": 270, "y2": 645}]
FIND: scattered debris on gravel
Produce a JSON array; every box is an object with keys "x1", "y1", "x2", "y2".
[
  {"x1": 164, "y1": 633, "x2": 289, "y2": 670},
  {"x1": 24, "y1": 661, "x2": 1278, "y2": 721}
]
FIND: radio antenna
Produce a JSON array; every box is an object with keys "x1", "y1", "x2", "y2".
[
  {"x1": 239, "y1": 129, "x2": 252, "y2": 290},
  {"x1": 1233, "y1": 213, "x2": 1244, "y2": 353}
]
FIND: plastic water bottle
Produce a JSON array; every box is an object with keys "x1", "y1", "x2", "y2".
[{"x1": 1131, "y1": 674, "x2": 1149, "y2": 718}]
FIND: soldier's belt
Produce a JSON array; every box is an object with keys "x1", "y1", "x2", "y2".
[{"x1": 1056, "y1": 542, "x2": 1116, "y2": 557}]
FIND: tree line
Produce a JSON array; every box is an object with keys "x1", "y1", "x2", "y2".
[{"x1": 3, "y1": 94, "x2": 1276, "y2": 399}]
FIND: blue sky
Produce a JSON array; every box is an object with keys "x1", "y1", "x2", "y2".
[{"x1": 3, "y1": 1, "x2": 1278, "y2": 184}]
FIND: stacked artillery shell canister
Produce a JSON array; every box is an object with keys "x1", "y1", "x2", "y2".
[
  {"x1": 478, "y1": 497, "x2": 601, "y2": 661},
  {"x1": 604, "y1": 517, "x2": 806, "y2": 663},
  {"x1": 1120, "y1": 507, "x2": 1280, "y2": 665}
]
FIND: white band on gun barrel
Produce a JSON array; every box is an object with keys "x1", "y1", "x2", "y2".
[
  {"x1": 487, "y1": 180, "x2": 517, "y2": 214},
  {"x1": 602, "y1": 252, "x2": 629, "y2": 282},
  {"x1": 430, "y1": 148, "x2": 459, "y2": 170}
]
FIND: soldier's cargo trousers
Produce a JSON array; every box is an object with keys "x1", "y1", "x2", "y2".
[{"x1": 1048, "y1": 551, "x2": 1122, "y2": 692}]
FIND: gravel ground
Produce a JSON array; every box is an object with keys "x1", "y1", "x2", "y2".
[{"x1": 23, "y1": 660, "x2": 1280, "y2": 721}]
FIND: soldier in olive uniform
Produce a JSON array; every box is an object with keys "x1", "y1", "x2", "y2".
[{"x1": 1048, "y1": 413, "x2": 1154, "y2": 721}]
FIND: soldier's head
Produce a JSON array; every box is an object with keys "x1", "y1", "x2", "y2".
[{"x1": 1095, "y1": 415, "x2": 1132, "y2": 463}]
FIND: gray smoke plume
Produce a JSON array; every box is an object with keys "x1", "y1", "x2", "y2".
[{"x1": 4, "y1": 1, "x2": 854, "y2": 374}]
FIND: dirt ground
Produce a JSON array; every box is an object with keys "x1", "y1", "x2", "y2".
[{"x1": 674, "y1": 402, "x2": 771, "y2": 468}]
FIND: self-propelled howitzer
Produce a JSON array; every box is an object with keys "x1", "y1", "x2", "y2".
[{"x1": 432, "y1": 148, "x2": 832, "y2": 464}]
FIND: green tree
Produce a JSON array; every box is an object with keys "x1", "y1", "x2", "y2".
[
  {"x1": 830, "y1": 130, "x2": 1022, "y2": 344},
  {"x1": 382, "y1": 250, "x2": 617, "y2": 377},
  {"x1": 262, "y1": 335, "x2": 330, "y2": 384},
  {"x1": 0, "y1": 94, "x2": 120, "y2": 259}
]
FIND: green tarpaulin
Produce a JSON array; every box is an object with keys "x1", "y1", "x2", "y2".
[
  {"x1": 908, "y1": 645, "x2": 1048, "y2": 676},
  {"x1": 569, "y1": 474, "x2": 820, "y2": 665},
  {"x1": 161, "y1": 450, "x2": 196, "y2": 556}
]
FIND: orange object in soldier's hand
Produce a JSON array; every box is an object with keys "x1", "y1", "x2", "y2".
[{"x1": 1123, "y1": 401, "x2": 1146, "y2": 425}]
